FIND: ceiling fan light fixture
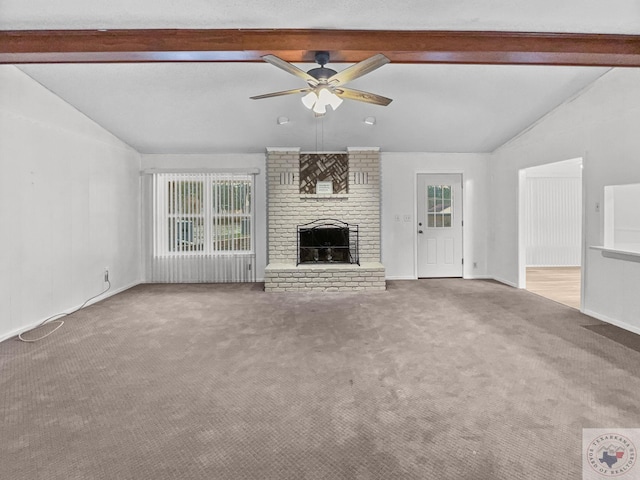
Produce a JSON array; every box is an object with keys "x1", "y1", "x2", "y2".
[
  {"x1": 312, "y1": 100, "x2": 327, "y2": 115},
  {"x1": 319, "y1": 88, "x2": 343, "y2": 110},
  {"x1": 301, "y1": 91, "x2": 317, "y2": 109},
  {"x1": 332, "y1": 96, "x2": 343, "y2": 110}
]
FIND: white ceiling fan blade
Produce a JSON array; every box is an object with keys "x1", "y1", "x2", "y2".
[
  {"x1": 261, "y1": 55, "x2": 319, "y2": 87},
  {"x1": 334, "y1": 87, "x2": 393, "y2": 106},
  {"x1": 327, "y1": 54, "x2": 390, "y2": 86},
  {"x1": 250, "y1": 87, "x2": 313, "y2": 100}
]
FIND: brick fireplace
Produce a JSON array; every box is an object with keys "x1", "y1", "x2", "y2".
[{"x1": 264, "y1": 147, "x2": 385, "y2": 292}]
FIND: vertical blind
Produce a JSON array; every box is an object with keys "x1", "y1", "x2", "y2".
[
  {"x1": 524, "y1": 177, "x2": 582, "y2": 266},
  {"x1": 149, "y1": 172, "x2": 255, "y2": 283}
]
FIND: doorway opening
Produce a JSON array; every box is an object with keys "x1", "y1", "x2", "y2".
[{"x1": 518, "y1": 158, "x2": 583, "y2": 309}]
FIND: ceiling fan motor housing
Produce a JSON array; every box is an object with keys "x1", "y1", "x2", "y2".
[
  {"x1": 314, "y1": 51, "x2": 330, "y2": 66},
  {"x1": 307, "y1": 51, "x2": 336, "y2": 83},
  {"x1": 307, "y1": 67, "x2": 338, "y2": 83}
]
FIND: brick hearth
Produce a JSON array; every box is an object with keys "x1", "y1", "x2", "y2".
[{"x1": 264, "y1": 147, "x2": 385, "y2": 292}]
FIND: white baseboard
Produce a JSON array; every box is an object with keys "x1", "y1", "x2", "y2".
[
  {"x1": 87, "y1": 280, "x2": 141, "y2": 305},
  {"x1": 387, "y1": 275, "x2": 494, "y2": 281},
  {"x1": 582, "y1": 309, "x2": 640, "y2": 337},
  {"x1": 527, "y1": 264, "x2": 581, "y2": 268},
  {"x1": 489, "y1": 276, "x2": 519, "y2": 288},
  {"x1": 0, "y1": 280, "x2": 141, "y2": 344}
]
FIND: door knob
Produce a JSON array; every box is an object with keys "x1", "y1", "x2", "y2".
[{"x1": 418, "y1": 230, "x2": 423, "y2": 234}]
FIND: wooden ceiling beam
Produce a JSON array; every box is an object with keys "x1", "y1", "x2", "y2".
[{"x1": 1, "y1": 29, "x2": 640, "y2": 66}]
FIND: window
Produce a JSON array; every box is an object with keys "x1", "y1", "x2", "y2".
[
  {"x1": 153, "y1": 173, "x2": 253, "y2": 256},
  {"x1": 427, "y1": 184, "x2": 452, "y2": 228},
  {"x1": 604, "y1": 182, "x2": 640, "y2": 254}
]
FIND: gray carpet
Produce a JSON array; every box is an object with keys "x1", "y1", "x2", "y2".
[{"x1": 2, "y1": 279, "x2": 640, "y2": 479}]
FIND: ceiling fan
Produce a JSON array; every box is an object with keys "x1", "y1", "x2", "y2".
[{"x1": 250, "y1": 51, "x2": 392, "y2": 116}]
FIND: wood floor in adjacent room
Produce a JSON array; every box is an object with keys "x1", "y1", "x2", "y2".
[{"x1": 526, "y1": 266, "x2": 581, "y2": 309}]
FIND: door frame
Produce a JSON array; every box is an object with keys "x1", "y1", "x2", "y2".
[
  {"x1": 516, "y1": 157, "x2": 585, "y2": 312},
  {"x1": 414, "y1": 171, "x2": 465, "y2": 279}
]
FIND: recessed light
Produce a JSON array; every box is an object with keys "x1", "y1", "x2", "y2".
[
  {"x1": 364, "y1": 116, "x2": 376, "y2": 125},
  {"x1": 277, "y1": 116, "x2": 289, "y2": 125}
]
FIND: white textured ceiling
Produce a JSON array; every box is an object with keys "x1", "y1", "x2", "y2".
[
  {"x1": 17, "y1": 62, "x2": 608, "y2": 153},
  {"x1": 2, "y1": 0, "x2": 639, "y2": 33},
  {"x1": 4, "y1": 0, "x2": 631, "y2": 153}
]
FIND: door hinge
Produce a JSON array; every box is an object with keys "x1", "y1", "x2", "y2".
[{"x1": 462, "y1": 258, "x2": 464, "y2": 265}]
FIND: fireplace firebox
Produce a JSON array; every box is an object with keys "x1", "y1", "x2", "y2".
[{"x1": 297, "y1": 219, "x2": 359, "y2": 265}]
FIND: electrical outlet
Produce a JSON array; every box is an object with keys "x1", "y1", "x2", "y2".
[
  {"x1": 595, "y1": 202, "x2": 600, "y2": 213},
  {"x1": 403, "y1": 215, "x2": 411, "y2": 222},
  {"x1": 394, "y1": 214, "x2": 401, "y2": 222},
  {"x1": 104, "y1": 268, "x2": 109, "y2": 282}
]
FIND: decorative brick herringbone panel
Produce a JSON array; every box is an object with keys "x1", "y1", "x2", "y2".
[{"x1": 299, "y1": 153, "x2": 349, "y2": 194}]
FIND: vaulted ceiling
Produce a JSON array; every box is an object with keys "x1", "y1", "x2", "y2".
[
  {"x1": 2, "y1": 0, "x2": 639, "y2": 153},
  {"x1": 3, "y1": 0, "x2": 639, "y2": 32}
]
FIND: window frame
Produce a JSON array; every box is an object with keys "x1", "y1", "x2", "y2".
[
  {"x1": 426, "y1": 184, "x2": 453, "y2": 229},
  {"x1": 153, "y1": 173, "x2": 255, "y2": 257}
]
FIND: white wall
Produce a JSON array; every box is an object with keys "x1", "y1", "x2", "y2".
[
  {"x1": 143, "y1": 152, "x2": 489, "y2": 282},
  {"x1": 0, "y1": 66, "x2": 142, "y2": 341},
  {"x1": 381, "y1": 153, "x2": 489, "y2": 279},
  {"x1": 140, "y1": 154, "x2": 267, "y2": 280},
  {"x1": 6, "y1": 60, "x2": 638, "y2": 338},
  {"x1": 489, "y1": 68, "x2": 640, "y2": 334}
]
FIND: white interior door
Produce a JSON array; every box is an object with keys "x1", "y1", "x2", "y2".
[{"x1": 417, "y1": 174, "x2": 463, "y2": 277}]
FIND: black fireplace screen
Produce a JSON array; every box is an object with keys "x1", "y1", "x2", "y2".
[{"x1": 297, "y1": 219, "x2": 359, "y2": 265}]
